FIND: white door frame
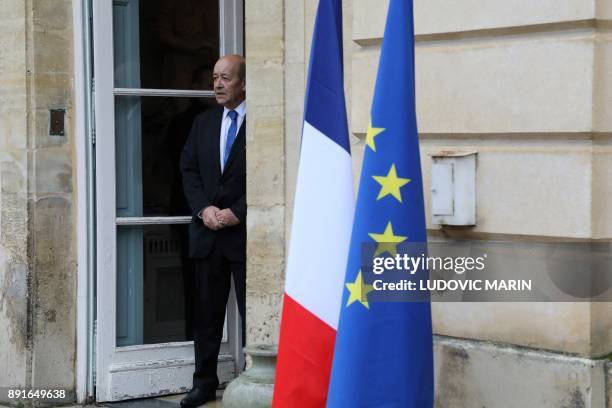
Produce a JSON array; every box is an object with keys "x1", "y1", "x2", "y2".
[
  {"x1": 73, "y1": 0, "x2": 96, "y2": 402},
  {"x1": 72, "y1": 0, "x2": 245, "y2": 402}
]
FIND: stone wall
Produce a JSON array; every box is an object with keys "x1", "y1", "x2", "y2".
[
  {"x1": 245, "y1": 0, "x2": 612, "y2": 406},
  {"x1": 245, "y1": 0, "x2": 357, "y2": 345},
  {"x1": 244, "y1": 0, "x2": 286, "y2": 344},
  {"x1": 0, "y1": 0, "x2": 76, "y2": 401}
]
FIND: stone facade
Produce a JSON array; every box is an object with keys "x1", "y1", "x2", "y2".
[
  {"x1": 0, "y1": 0, "x2": 610, "y2": 406},
  {"x1": 0, "y1": 0, "x2": 76, "y2": 401},
  {"x1": 244, "y1": 0, "x2": 286, "y2": 345},
  {"x1": 245, "y1": 0, "x2": 612, "y2": 406}
]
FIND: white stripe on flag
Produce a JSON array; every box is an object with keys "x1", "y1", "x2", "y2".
[{"x1": 285, "y1": 121, "x2": 355, "y2": 331}]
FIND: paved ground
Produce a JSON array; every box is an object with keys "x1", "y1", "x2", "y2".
[
  {"x1": 154, "y1": 392, "x2": 223, "y2": 408},
  {"x1": 99, "y1": 390, "x2": 224, "y2": 408}
]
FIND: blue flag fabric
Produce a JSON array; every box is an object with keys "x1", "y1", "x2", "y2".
[{"x1": 327, "y1": 0, "x2": 434, "y2": 406}]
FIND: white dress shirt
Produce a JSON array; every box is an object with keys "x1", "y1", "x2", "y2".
[{"x1": 219, "y1": 101, "x2": 246, "y2": 172}]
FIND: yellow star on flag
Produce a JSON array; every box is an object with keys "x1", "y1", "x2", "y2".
[
  {"x1": 372, "y1": 164, "x2": 411, "y2": 202},
  {"x1": 365, "y1": 120, "x2": 385, "y2": 152},
  {"x1": 346, "y1": 270, "x2": 374, "y2": 309},
  {"x1": 368, "y1": 222, "x2": 407, "y2": 257}
]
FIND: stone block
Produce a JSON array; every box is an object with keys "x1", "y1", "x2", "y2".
[
  {"x1": 591, "y1": 302, "x2": 612, "y2": 357},
  {"x1": 0, "y1": 151, "x2": 27, "y2": 195},
  {"x1": 247, "y1": 63, "x2": 284, "y2": 109},
  {"x1": 0, "y1": 109, "x2": 27, "y2": 150},
  {"x1": 0, "y1": 18, "x2": 25, "y2": 41},
  {"x1": 0, "y1": 152, "x2": 29, "y2": 393},
  {"x1": 352, "y1": 0, "x2": 389, "y2": 43},
  {"x1": 284, "y1": 63, "x2": 306, "y2": 116},
  {"x1": 349, "y1": 47, "x2": 377, "y2": 136},
  {"x1": 285, "y1": 0, "x2": 305, "y2": 65},
  {"x1": 0, "y1": 178, "x2": 27, "y2": 357},
  {"x1": 246, "y1": 205, "x2": 285, "y2": 266},
  {"x1": 245, "y1": 0, "x2": 284, "y2": 63},
  {"x1": 597, "y1": 0, "x2": 612, "y2": 20},
  {"x1": 433, "y1": 302, "x2": 593, "y2": 356},
  {"x1": 246, "y1": 105, "x2": 284, "y2": 207},
  {"x1": 352, "y1": 33, "x2": 595, "y2": 135},
  {"x1": 33, "y1": 148, "x2": 72, "y2": 194},
  {"x1": 30, "y1": 196, "x2": 75, "y2": 390},
  {"x1": 353, "y1": 0, "x2": 596, "y2": 42},
  {"x1": 246, "y1": 203, "x2": 284, "y2": 346},
  {"x1": 608, "y1": 361, "x2": 612, "y2": 408},
  {"x1": 283, "y1": 5, "x2": 307, "y2": 226},
  {"x1": 350, "y1": 134, "x2": 364, "y2": 192},
  {"x1": 0, "y1": 32, "x2": 26, "y2": 83},
  {"x1": 0, "y1": 261, "x2": 28, "y2": 390},
  {"x1": 32, "y1": 74, "x2": 73, "y2": 111},
  {"x1": 468, "y1": 146, "x2": 591, "y2": 237},
  {"x1": 32, "y1": 0, "x2": 72, "y2": 32},
  {"x1": 32, "y1": 31, "x2": 72, "y2": 75},
  {"x1": 434, "y1": 336, "x2": 606, "y2": 407},
  {"x1": 0, "y1": 195, "x2": 28, "y2": 268},
  {"x1": 592, "y1": 142, "x2": 612, "y2": 239},
  {"x1": 594, "y1": 33, "x2": 612, "y2": 132},
  {"x1": 0, "y1": 73, "x2": 27, "y2": 110},
  {"x1": 246, "y1": 291, "x2": 282, "y2": 345},
  {"x1": 284, "y1": 111, "x2": 302, "y2": 239},
  {"x1": 420, "y1": 141, "x2": 592, "y2": 237},
  {"x1": 247, "y1": 259, "x2": 285, "y2": 296},
  {"x1": 0, "y1": 0, "x2": 26, "y2": 24}
]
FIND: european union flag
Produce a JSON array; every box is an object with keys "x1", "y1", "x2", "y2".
[{"x1": 327, "y1": 0, "x2": 434, "y2": 406}]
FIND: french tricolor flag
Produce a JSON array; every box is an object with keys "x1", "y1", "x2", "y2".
[{"x1": 272, "y1": 0, "x2": 354, "y2": 406}]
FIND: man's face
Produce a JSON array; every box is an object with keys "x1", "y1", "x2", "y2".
[{"x1": 213, "y1": 57, "x2": 246, "y2": 109}]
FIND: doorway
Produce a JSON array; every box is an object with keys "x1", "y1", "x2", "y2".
[{"x1": 90, "y1": 0, "x2": 244, "y2": 401}]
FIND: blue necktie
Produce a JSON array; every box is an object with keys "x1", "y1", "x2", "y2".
[{"x1": 223, "y1": 110, "x2": 238, "y2": 168}]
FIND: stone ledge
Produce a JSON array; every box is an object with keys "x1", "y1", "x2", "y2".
[
  {"x1": 353, "y1": 0, "x2": 598, "y2": 41},
  {"x1": 352, "y1": 32, "x2": 596, "y2": 136},
  {"x1": 434, "y1": 335, "x2": 607, "y2": 407},
  {"x1": 607, "y1": 361, "x2": 612, "y2": 408}
]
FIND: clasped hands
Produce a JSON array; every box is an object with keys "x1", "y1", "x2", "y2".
[{"x1": 201, "y1": 206, "x2": 239, "y2": 230}]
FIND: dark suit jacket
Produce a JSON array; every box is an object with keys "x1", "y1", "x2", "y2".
[{"x1": 180, "y1": 106, "x2": 246, "y2": 261}]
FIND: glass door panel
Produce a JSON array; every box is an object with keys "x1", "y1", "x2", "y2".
[
  {"x1": 114, "y1": 95, "x2": 215, "y2": 347},
  {"x1": 114, "y1": 96, "x2": 215, "y2": 218},
  {"x1": 116, "y1": 224, "x2": 195, "y2": 346},
  {"x1": 114, "y1": 0, "x2": 219, "y2": 90},
  {"x1": 112, "y1": 0, "x2": 218, "y2": 349}
]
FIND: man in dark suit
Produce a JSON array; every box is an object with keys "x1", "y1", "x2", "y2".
[{"x1": 179, "y1": 54, "x2": 246, "y2": 407}]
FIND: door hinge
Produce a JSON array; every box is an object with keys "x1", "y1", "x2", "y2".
[
  {"x1": 92, "y1": 318, "x2": 97, "y2": 386},
  {"x1": 90, "y1": 76, "x2": 96, "y2": 146}
]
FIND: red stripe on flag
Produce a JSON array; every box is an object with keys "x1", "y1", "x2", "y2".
[{"x1": 273, "y1": 293, "x2": 336, "y2": 408}]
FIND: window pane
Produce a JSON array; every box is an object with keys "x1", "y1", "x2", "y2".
[
  {"x1": 115, "y1": 96, "x2": 217, "y2": 217},
  {"x1": 116, "y1": 224, "x2": 195, "y2": 346},
  {"x1": 113, "y1": 0, "x2": 220, "y2": 90}
]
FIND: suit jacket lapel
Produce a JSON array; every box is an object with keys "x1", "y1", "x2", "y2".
[{"x1": 209, "y1": 107, "x2": 224, "y2": 184}]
